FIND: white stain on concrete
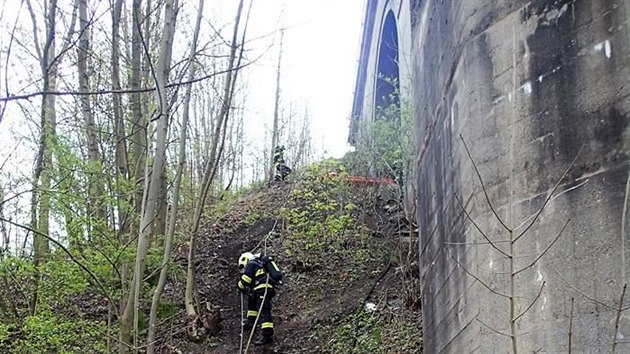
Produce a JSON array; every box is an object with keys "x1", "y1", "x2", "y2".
[
  {"x1": 594, "y1": 40, "x2": 612, "y2": 59},
  {"x1": 541, "y1": 296, "x2": 547, "y2": 311},
  {"x1": 489, "y1": 259, "x2": 494, "y2": 270},
  {"x1": 537, "y1": 269, "x2": 544, "y2": 282},
  {"x1": 538, "y1": 75, "x2": 544, "y2": 83},
  {"x1": 521, "y1": 81, "x2": 532, "y2": 94}
]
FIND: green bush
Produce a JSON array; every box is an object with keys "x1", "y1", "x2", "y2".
[
  {"x1": 280, "y1": 160, "x2": 387, "y2": 281},
  {"x1": 11, "y1": 314, "x2": 106, "y2": 354},
  {"x1": 314, "y1": 309, "x2": 383, "y2": 354}
]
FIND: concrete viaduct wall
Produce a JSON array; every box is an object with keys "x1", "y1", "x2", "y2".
[{"x1": 351, "y1": 1, "x2": 630, "y2": 352}]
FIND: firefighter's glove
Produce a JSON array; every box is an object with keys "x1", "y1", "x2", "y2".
[{"x1": 237, "y1": 283, "x2": 250, "y2": 296}]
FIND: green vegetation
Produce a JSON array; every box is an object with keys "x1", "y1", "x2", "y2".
[
  {"x1": 0, "y1": 255, "x2": 107, "y2": 353},
  {"x1": 11, "y1": 314, "x2": 106, "y2": 354},
  {"x1": 346, "y1": 86, "x2": 414, "y2": 182},
  {"x1": 312, "y1": 308, "x2": 422, "y2": 354},
  {"x1": 279, "y1": 160, "x2": 389, "y2": 281}
]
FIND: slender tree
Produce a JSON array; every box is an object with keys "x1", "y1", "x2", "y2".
[
  {"x1": 184, "y1": 0, "x2": 249, "y2": 340},
  {"x1": 25, "y1": 0, "x2": 78, "y2": 315},
  {"x1": 146, "y1": 0, "x2": 205, "y2": 352},
  {"x1": 119, "y1": 0, "x2": 179, "y2": 350},
  {"x1": 268, "y1": 29, "x2": 284, "y2": 182},
  {"x1": 77, "y1": 0, "x2": 105, "y2": 233}
]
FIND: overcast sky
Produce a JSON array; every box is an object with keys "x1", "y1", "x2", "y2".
[
  {"x1": 227, "y1": 0, "x2": 365, "y2": 158},
  {"x1": 0, "y1": 0, "x2": 365, "y2": 172}
]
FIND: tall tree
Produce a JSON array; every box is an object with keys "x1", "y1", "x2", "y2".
[
  {"x1": 25, "y1": 0, "x2": 78, "y2": 315},
  {"x1": 77, "y1": 0, "x2": 105, "y2": 233},
  {"x1": 146, "y1": 0, "x2": 205, "y2": 352},
  {"x1": 119, "y1": 0, "x2": 179, "y2": 351},
  {"x1": 268, "y1": 29, "x2": 284, "y2": 182},
  {"x1": 129, "y1": 0, "x2": 146, "y2": 225},
  {"x1": 184, "y1": 0, "x2": 249, "y2": 340}
]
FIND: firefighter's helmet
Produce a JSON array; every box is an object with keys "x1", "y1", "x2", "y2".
[{"x1": 238, "y1": 252, "x2": 254, "y2": 272}]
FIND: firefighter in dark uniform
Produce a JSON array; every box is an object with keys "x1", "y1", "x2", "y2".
[
  {"x1": 273, "y1": 145, "x2": 291, "y2": 182},
  {"x1": 237, "y1": 252, "x2": 283, "y2": 345}
]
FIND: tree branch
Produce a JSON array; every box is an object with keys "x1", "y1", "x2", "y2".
[
  {"x1": 0, "y1": 216, "x2": 119, "y2": 317},
  {"x1": 514, "y1": 281, "x2": 546, "y2": 322},
  {"x1": 612, "y1": 284, "x2": 627, "y2": 353},
  {"x1": 569, "y1": 297, "x2": 574, "y2": 354},
  {"x1": 514, "y1": 146, "x2": 583, "y2": 243},
  {"x1": 454, "y1": 193, "x2": 511, "y2": 258},
  {"x1": 477, "y1": 317, "x2": 512, "y2": 338},
  {"x1": 459, "y1": 134, "x2": 511, "y2": 231},
  {"x1": 449, "y1": 253, "x2": 511, "y2": 299},
  {"x1": 513, "y1": 219, "x2": 570, "y2": 276},
  {"x1": 553, "y1": 268, "x2": 619, "y2": 311},
  {"x1": 0, "y1": 62, "x2": 255, "y2": 102}
]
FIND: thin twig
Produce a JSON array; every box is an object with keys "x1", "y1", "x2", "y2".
[
  {"x1": 445, "y1": 240, "x2": 512, "y2": 245},
  {"x1": 476, "y1": 317, "x2": 512, "y2": 338},
  {"x1": 513, "y1": 180, "x2": 588, "y2": 231},
  {"x1": 622, "y1": 167, "x2": 630, "y2": 286},
  {"x1": 514, "y1": 219, "x2": 570, "y2": 276},
  {"x1": 454, "y1": 193, "x2": 511, "y2": 258},
  {"x1": 449, "y1": 253, "x2": 511, "y2": 299},
  {"x1": 459, "y1": 135, "x2": 511, "y2": 232},
  {"x1": 0, "y1": 216, "x2": 119, "y2": 317},
  {"x1": 611, "y1": 284, "x2": 627, "y2": 353},
  {"x1": 514, "y1": 281, "x2": 546, "y2": 322},
  {"x1": 514, "y1": 146, "x2": 583, "y2": 243},
  {"x1": 553, "y1": 268, "x2": 618, "y2": 311},
  {"x1": 569, "y1": 297, "x2": 574, "y2": 354},
  {"x1": 0, "y1": 62, "x2": 255, "y2": 102}
]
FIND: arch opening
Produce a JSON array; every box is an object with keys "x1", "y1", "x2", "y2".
[{"x1": 375, "y1": 10, "x2": 400, "y2": 116}]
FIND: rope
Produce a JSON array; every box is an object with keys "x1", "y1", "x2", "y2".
[
  {"x1": 240, "y1": 171, "x2": 306, "y2": 352},
  {"x1": 249, "y1": 174, "x2": 304, "y2": 254},
  {"x1": 238, "y1": 293, "x2": 244, "y2": 354},
  {"x1": 243, "y1": 274, "x2": 270, "y2": 354}
]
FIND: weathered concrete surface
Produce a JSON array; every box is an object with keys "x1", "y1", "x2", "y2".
[
  {"x1": 352, "y1": 0, "x2": 630, "y2": 353},
  {"x1": 413, "y1": 0, "x2": 630, "y2": 352}
]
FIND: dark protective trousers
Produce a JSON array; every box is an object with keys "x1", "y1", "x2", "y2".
[{"x1": 246, "y1": 289, "x2": 275, "y2": 338}]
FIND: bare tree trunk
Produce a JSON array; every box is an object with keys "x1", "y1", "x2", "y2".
[
  {"x1": 130, "y1": 0, "x2": 146, "y2": 222},
  {"x1": 119, "y1": 2, "x2": 145, "y2": 351},
  {"x1": 111, "y1": 0, "x2": 131, "y2": 350},
  {"x1": 184, "y1": 0, "x2": 249, "y2": 340},
  {"x1": 153, "y1": 166, "x2": 168, "y2": 239},
  {"x1": 119, "y1": 0, "x2": 178, "y2": 351},
  {"x1": 146, "y1": 2, "x2": 205, "y2": 351},
  {"x1": 78, "y1": 0, "x2": 105, "y2": 237},
  {"x1": 25, "y1": 0, "x2": 78, "y2": 315},
  {"x1": 268, "y1": 29, "x2": 284, "y2": 182},
  {"x1": 112, "y1": 0, "x2": 128, "y2": 216}
]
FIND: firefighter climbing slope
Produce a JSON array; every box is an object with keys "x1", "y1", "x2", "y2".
[
  {"x1": 273, "y1": 145, "x2": 291, "y2": 182},
  {"x1": 237, "y1": 252, "x2": 283, "y2": 346}
]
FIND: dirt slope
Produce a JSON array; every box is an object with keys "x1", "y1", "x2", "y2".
[{"x1": 161, "y1": 171, "x2": 422, "y2": 353}]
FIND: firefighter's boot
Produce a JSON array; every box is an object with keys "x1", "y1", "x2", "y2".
[{"x1": 253, "y1": 334, "x2": 273, "y2": 346}]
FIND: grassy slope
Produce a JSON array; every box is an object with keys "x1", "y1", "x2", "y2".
[{"x1": 166, "y1": 161, "x2": 422, "y2": 353}]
